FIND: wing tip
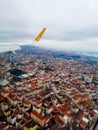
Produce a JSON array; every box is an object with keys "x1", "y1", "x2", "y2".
[{"x1": 34, "y1": 27, "x2": 47, "y2": 42}]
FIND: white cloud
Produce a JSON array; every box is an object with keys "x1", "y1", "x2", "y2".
[
  {"x1": 85, "y1": 0, "x2": 98, "y2": 10},
  {"x1": 34, "y1": 37, "x2": 98, "y2": 52},
  {"x1": 0, "y1": 0, "x2": 98, "y2": 52}
]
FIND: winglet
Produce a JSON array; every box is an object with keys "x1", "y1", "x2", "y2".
[{"x1": 34, "y1": 28, "x2": 46, "y2": 42}]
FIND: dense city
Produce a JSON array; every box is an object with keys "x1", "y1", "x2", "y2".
[{"x1": 0, "y1": 48, "x2": 98, "y2": 130}]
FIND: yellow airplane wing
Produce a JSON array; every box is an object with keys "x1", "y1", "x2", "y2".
[{"x1": 34, "y1": 27, "x2": 46, "y2": 42}]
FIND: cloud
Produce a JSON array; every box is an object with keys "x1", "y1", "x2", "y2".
[
  {"x1": 34, "y1": 37, "x2": 98, "y2": 52},
  {"x1": 85, "y1": 0, "x2": 98, "y2": 10},
  {"x1": 0, "y1": 0, "x2": 98, "y2": 51}
]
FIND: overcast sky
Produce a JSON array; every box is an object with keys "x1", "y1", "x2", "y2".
[{"x1": 0, "y1": 0, "x2": 98, "y2": 52}]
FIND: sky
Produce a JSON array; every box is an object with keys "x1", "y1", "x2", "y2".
[{"x1": 0, "y1": 0, "x2": 98, "y2": 52}]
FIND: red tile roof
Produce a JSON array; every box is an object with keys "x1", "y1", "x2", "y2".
[
  {"x1": 80, "y1": 120, "x2": 87, "y2": 128},
  {"x1": 0, "y1": 95, "x2": 4, "y2": 101},
  {"x1": 35, "y1": 100, "x2": 43, "y2": 105},
  {"x1": 54, "y1": 116, "x2": 65, "y2": 126},
  {"x1": 31, "y1": 110, "x2": 44, "y2": 120},
  {"x1": 0, "y1": 122, "x2": 8, "y2": 129},
  {"x1": 76, "y1": 112, "x2": 84, "y2": 121},
  {"x1": 6, "y1": 126, "x2": 14, "y2": 130},
  {"x1": 8, "y1": 94, "x2": 15, "y2": 100},
  {"x1": 24, "y1": 100, "x2": 31, "y2": 106},
  {"x1": 13, "y1": 109, "x2": 22, "y2": 115}
]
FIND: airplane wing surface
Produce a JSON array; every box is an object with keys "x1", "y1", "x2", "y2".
[{"x1": 0, "y1": 43, "x2": 21, "y2": 53}]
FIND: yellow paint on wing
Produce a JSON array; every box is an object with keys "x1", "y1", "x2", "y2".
[{"x1": 34, "y1": 28, "x2": 46, "y2": 42}]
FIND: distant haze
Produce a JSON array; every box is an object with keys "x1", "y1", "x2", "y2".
[{"x1": 0, "y1": 0, "x2": 98, "y2": 52}]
